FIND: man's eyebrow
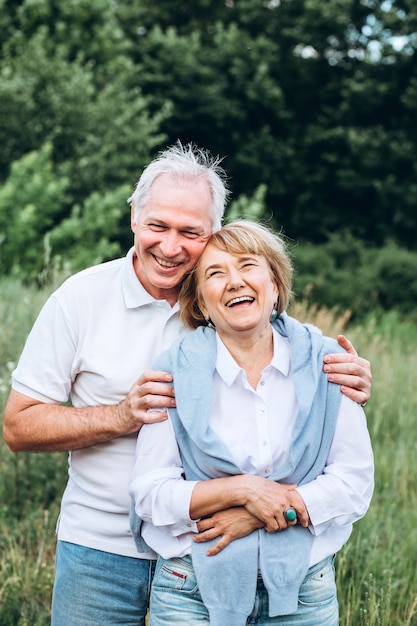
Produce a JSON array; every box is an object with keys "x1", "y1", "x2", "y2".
[
  {"x1": 144, "y1": 217, "x2": 165, "y2": 224},
  {"x1": 145, "y1": 218, "x2": 205, "y2": 233}
]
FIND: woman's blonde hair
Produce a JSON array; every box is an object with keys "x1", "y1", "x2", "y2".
[{"x1": 179, "y1": 220, "x2": 293, "y2": 329}]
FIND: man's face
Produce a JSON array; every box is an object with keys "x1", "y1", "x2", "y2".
[{"x1": 131, "y1": 173, "x2": 213, "y2": 305}]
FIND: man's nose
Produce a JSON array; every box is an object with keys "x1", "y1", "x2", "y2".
[{"x1": 159, "y1": 231, "x2": 181, "y2": 257}]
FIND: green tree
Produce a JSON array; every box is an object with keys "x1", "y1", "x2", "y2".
[
  {"x1": 1, "y1": 0, "x2": 417, "y2": 283},
  {"x1": 48, "y1": 184, "x2": 132, "y2": 275},
  {"x1": 0, "y1": 143, "x2": 68, "y2": 278},
  {"x1": 118, "y1": 0, "x2": 417, "y2": 248}
]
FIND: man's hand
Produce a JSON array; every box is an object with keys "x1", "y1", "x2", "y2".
[
  {"x1": 193, "y1": 508, "x2": 264, "y2": 556},
  {"x1": 323, "y1": 335, "x2": 372, "y2": 406},
  {"x1": 117, "y1": 370, "x2": 176, "y2": 432}
]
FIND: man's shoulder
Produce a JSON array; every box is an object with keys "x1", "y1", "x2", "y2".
[
  {"x1": 67, "y1": 256, "x2": 125, "y2": 283},
  {"x1": 56, "y1": 256, "x2": 126, "y2": 295}
]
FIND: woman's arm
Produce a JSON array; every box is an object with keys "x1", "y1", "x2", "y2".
[
  {"x1": 296, "y1": 394, "x2": 374, "y2": 532},
  {"x1": 130, "y1": 417, "x2": 199, "y2": 533},
  {"x1": 130, "y1": 417, "x2": 309, "y2": 556},
  {"x1": 189, "y1": 474, "x2": 309, "y2": 530}
]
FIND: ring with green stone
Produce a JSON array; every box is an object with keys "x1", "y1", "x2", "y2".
[{"x1": 284, "y1": 507, "x2": 297, "y2": 523}]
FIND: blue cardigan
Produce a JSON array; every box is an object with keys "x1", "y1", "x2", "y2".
[{"x1": 144, "y1": 313, "x2": 344, "y2": 625}]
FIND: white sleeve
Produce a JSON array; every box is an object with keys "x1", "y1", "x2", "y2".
[
  {"x1": 296, "y1": 394, "x2": 374, "y2": 535},
  {"x1": 11, "y1": 295, "x2": 76, "y2": 404},
  {"x1": 129, "y1": 415, "x2": 199, "y2": 537}
]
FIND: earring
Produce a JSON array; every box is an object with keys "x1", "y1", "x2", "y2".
[
  {"x1": 269, "y1": 298, "x2": 279, "y2": 323},
  {"x1": 206, "y1": 318, "x2": 215, "y2": 329}
]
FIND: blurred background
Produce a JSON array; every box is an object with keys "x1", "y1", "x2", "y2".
[{"x1": 1, "y1": 0, "x2": 417, "y2": 320}]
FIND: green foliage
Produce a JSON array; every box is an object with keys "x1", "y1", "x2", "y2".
[
  {"x1": 0, "y1": 26, "x2": 167, "y2": 198},
  {"x1": 48, "y1": 184, "x2": 132, "y2": 274},
  {"x1": 0, "y1": 279, "x2": 65, "y2": 625},
  {"x1": 0, "y1": 507, "x2": 60, "y2": 626},
  {"x1": 0, "y1": 5, "x2": 168, "y2": 279},
  {"x1": 335, "y1": 312, "x2": 417, "y2": 626},
  {"x1": 134, "y1": 20, "x2": 295, "y2": 202},
  {"x1": 0, "y1": 145, "x2": 136, "y2": 279},
  {"x1": 121, "y1": 0, "x2": 417, "y2": 250},
  {"x1": 225, "y1": 184, "x2": 269, "y2": 224},
  {"x1": 1, "y1": 0, "x2": 417, "y2": 302},
  {"x1": 0, "y1": 143, "x2": 69, "y2": 279},
  {"x1": 292, "y1": 232, "x2": 417, "y2": 321}
]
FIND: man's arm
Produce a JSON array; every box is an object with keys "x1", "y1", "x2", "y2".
[
  {"x1": 324, "y1": 335, "x2": 372, "y2": 406},
  {"x1": 3, "y1": 370, "x2": 176, "y2": 453}
]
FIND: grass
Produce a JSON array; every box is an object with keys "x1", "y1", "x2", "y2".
[{"x1": 1, "y1": 281, "x2": 417, "y2": 625}]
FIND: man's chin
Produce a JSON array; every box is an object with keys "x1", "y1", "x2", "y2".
[{"x1": 149, "y1": 272, "x2": 188, "y2": 295}]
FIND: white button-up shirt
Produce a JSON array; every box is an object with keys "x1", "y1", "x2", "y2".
[{"x1": 130, "y1": 330, "x2": 374, "y2": 566}]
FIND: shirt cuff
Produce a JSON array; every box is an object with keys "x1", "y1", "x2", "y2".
[
  {"x1": 296, "y1": 484, "x2": 331, "y2": 536},
  {"x1": 168, "y1": 480, "x2": 200, "y2": 537}
]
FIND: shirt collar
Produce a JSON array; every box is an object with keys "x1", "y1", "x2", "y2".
[
  {"x1": 122, "y1": 247, "x2": 180, "y2": 312},
  {"x1": 215, "y1": 326, "x2": 291, "y2": 387}
]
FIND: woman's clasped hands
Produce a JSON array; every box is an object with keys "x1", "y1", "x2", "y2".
[{"x1": 193, "y1": 474, "x2": 310, "y2": 557}]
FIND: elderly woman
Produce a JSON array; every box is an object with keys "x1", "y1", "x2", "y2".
[{"x1": 129, "y1": 220, "x2": 374, "y2": 626}]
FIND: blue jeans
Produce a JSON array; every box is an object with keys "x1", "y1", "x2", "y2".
[
  {"x1": 149, "y1": 555, "x2": 338, "y2": 626},
  {"x1": 51, "y1": 541, "x2": 155, "y2": 626}
]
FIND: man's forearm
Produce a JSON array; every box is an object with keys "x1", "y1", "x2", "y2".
[{"x1": 3, "y1": 390, "x2": 130, "y2": 453}]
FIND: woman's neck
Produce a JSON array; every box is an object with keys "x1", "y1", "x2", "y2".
[{"x1": 217, "y1": 327, "x2": 274, "y2": 389}]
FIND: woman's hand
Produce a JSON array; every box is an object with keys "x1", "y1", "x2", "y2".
[
  {"x1": 192, "y1": 481, "x2": 311, "y2": 556},
  {"x1": 236, "y1": 475, "x2": 310, "y2": 532},
  {"x1": 193, "y1": 507, "x2": 264, "y2": 556}
]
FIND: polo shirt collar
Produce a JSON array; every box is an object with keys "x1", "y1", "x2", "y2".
[{"x1": 122, "y1": 247, "x2": 180, "y2": 312}]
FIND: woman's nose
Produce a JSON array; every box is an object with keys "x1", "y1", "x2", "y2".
[{"x1": 227, "y1": 269, "x2": 245, "y2": 289}]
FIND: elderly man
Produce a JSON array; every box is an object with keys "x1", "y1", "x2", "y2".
[{"x1": 3, "y1": 142, "x2": 371, "y2": 625}]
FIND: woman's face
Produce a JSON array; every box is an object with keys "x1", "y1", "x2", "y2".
[{"x1": 196, "y1": 243, "x2": 279, "y2": 339}]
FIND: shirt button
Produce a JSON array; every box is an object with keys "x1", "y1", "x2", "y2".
[
  {"x1": 264, "y1": 468, "x2": 270, "y2": 474},
  {"x1": 262, "y1": 440, "x2": 267, "y2": 446},
  {"x1": 260, "y1": 380, "x2": 265, "y2": 386}
]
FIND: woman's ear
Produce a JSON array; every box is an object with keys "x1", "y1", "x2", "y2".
[{"x1": 197, "y1": 295, "x2": 208, "y2": 320}]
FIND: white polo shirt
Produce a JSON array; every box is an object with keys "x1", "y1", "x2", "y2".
[{"x1": 12, "y1": 248, "x2": 186, "y2": 558}]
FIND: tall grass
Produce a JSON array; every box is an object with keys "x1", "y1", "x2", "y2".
[{"x1": 1, "y1": 282, "x2": 417, "y2": 625}]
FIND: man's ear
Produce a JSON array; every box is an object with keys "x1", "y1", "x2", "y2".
[{"x1": 130, "y1": 203, "x2": 136, "y2": 232}]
